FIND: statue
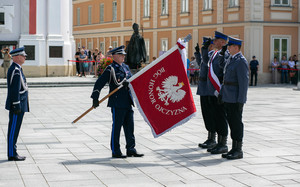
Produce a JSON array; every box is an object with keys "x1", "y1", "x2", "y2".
[{"x1": 125, "y1": 23, "x2": 147, "y2": 69}]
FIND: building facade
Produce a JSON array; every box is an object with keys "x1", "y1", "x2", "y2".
[
  {"x1": 0, "y1": 0, "x2": 75, "y2": 77},
  {"x1": 73, "y1": 0, "x2": 300, "y2": 83}
]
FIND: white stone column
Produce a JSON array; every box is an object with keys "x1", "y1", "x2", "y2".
[
  {"x1": 250, "y1": 0, "x2": 264, "y2": 21},
  {"x1": 20, "y1": 0, "x2": 29, "y2": 34},
  {"x1": 153, "y1": 0, "x2": 158, "y2": 28},
  {"x1": 121, "y1": 35, "x2": 124, "y2": 45},
  {"x1": 137, "y1": 0, "x2": 140, "y2": 25},
  {"x1": 244, "y1": 0, "x2": 251, "y2": 22},
  {"x1": 193, "y1": 0, "x2": 198, "y2": 26},
  {"x1": 121, "y1": 0, "x2": 124, "y2": 27},
  {"x1": 172, "y1": 0, "x2": 177, "y2": 27},
  {"x1": 244, "y1": 25, "x2": 264, "y2": 73},
  {"x1": 48, "y1": 0, "x2": 61, "y2": 36},
  {"x1": 61, "y1": 0, "x2": 75, "y2": 67},
  {"x1": 153, "y1": 31, "x2": 157, "y2": 57},
  {"x1": 172, "y1": 30, "x2": 176, "y2": 46},
  {"x1": 132, "y1": 0, "x2": 136, "y2": 23},
  {"x1": 193, "y1": 29, "x2": 198, "y2": 49},
  {"x1": 217, "y1": 0, "x2": 223, "y2": 24}
]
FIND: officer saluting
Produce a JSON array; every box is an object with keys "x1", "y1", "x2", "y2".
[
  {"x1": 196, "y1": 37, "x2": 217, "y2": 149},
  {"x1": 91, "y1": 45, "x2": 144, "y2": 158},
  {"x1": 5, "y1": 47, "x2": 29, "y2": 161},
  {"x1": 219, "y1": 37, "x2": 249, "y2": 160},
  {"x1": 206, "y1": 31, "x2": 229, "y2": 155}
]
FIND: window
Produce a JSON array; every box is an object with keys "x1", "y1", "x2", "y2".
[
  {"x1": 112, "y1": 1, "x2": 117, "y2": 22},
  {"x1": 161, "y1": 39, "x2": 168, "y2": 51},
  {"x1": 203, "y1": 0, "x2": 212, "y2": 10},
  {"x1": 145, "y1": 39, "x2": 150, "y2": 62},
  {"x1": 274, "y1": 0, "x2": 290, "y2": 6},
  {"x1": 161, "y1": 0, "x2": 168, "y2": 15},
  {"x1": 112, "y1": 41, "x2": 118, "y2": 49},
  {"x1": 100, "y1": 4, "x2": 104, "y2": 23},
  {"x1": 229, "y1": 0, "x2": 239, "y2": 7},
  {"x1": 0, "y1": 12, "x2": 4, "y2": 25},
  {"x1": 77, "y1": 8, "x2": 80, "y2": 25},
  {"x1": 77, "y1": 43, "x2": 81, "y2": 49},
  {"x1": 100, "y1": 42, "x2": 105, "y2": 53},
  {"x1": 144, "y1": 0, "x2": 150, "y2": 17},
  {"x1": 49, "y1": 46, "x2": 63, "y2": 58},
  {"x1": 88, "y1": 42, "x2": 92, "y2": 50},
  {"x1": 24, "y1": 45, "x2": 35, "y2": 60},
  {"x1": 272, "y1": 36, "x2": 290, "y2": 62},
  {"x1": 88, "y1": 6, "x2": 92, "y2": 24},
  {"x1": 181, "y1": 0, "x2": 189, "y2": 13}
]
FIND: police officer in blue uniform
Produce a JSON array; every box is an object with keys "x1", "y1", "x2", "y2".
[
  {"x1": 219, "y1": 37, "x2": 249, "y2": 160},
  {"x1": 206, "y1": 31, "x2": 230, "y2": 154},
  {"x1": 5, "y1": 47, "x2": 29, "y2": 161},
  {"x1": 196, "y1": 37, "x2": 217, "y2": 149},
  {"x1": 91, "y1": 45, "x2": 144, "y2": 158}
]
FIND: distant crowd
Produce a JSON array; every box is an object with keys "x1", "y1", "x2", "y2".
[
  {"x1": 271, "y1": 55, "x2": 298, "y2": 85},
  {"x1": 74, "y1": 46, "x2": 112, "y2": 77}
]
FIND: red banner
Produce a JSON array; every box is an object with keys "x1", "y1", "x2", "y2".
[{"x1": 129, "y1": 46, "x2": 196, "y2": 137}]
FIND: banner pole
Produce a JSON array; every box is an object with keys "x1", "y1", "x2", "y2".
[{"x1": 72, "y1": 84, "x2": 123, "y2": 124}]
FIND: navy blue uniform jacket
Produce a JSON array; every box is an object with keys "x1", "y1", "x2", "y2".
[
  {"x1": 5, "y1": 62, "x2": 29, "y2": 112},
  {"x1": 207, "y1": 50, "x2": 229, "y2": 96},
  {"x1": 91, "y1": 61, "x2": 134, "y2": 108},
  {"x1": 220, "y1": 52, "x2": 249, "y2": 104}
]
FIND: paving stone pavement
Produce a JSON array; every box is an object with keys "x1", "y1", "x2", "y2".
[{"x1": 0, "y1": 82, "x2": 300, "y2": 187}]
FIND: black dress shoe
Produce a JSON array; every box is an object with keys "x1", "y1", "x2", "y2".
[
  {"x1": 226, "y1": 150, "x2": 243, "y2": 160},
  {"x1": 222, "y1": 148, "x2": 235, "y2": 158},
  {"x1": 8, "y1": 155, "x2": 26, "y2": 161},
  {"x1": 198, "y1": 139, "x2": 216, "y2": 149},
  {"x1": 211, "y1": 145, "x2": 228, "y2": 154},
  {"x1": 127, "y1": 152, "x2": 144, "y2": 157},
  {"x1": 112, "y1": 154, "x2": 127, "y2": 158}
]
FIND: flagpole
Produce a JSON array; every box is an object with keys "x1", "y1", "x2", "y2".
[{"x1": 72, "y1": 84, "x2": 123, "y2": 124}]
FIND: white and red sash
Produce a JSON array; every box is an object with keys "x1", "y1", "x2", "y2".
[{"x1": 208, "y1": 50, "x2": 221, "y2": 96}]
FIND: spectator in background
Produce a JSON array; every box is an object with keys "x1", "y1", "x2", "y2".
[
  {"x1": 106, "y1": 46, "x2": 113, "y2": 58},
  {"x1": 74, "y1": 47, "x2": 81, "y2": 76},
  {"x1": 292, "y1": 55, "x2": 298, "y2": 85},
  {"x1": 288, "y1": 56, "x2": 296, "y2": 84},
  {"x1": 79, "y1": 49, "x2": 88, "y2": 77},
  {"x1": 249, "y1": 56, "x2": 259, "y2": 86},
  {"x1": 271, "y1": 57, "x2": 279, "y2": 84},
  {"x1": 1, "y1": 47, "x2": 11, "y2": 78},
  {"x1": 186, "y1": 58, "x2": 190, "y2": 78},
  {"x1": 280, "y1": 56, "x2": 288, "y2": 84},
  {"x1": 92, "y1": 48, "x2": 99, "y2": 74},
  {"x1": 97, "y1": 50, "x2": 105, "y2": 61},
  {"x1": 82, "y1": 46, "x2": 88, "y2": 55},
  {"x1": 151, "y1": 56, "x2": 157, "y2": 63},
  {"x1": 87, "y1": 49, "x2": 92, "y2": 75},
  {"x1": 189, "y1": 56, "x2": 199, "y2": 85}
]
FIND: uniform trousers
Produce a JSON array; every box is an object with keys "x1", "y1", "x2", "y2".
[
  {"x1": 250, "y1": 70, "x2": 258, "y2": 86},
  {"x1": 208, "y1": 96, "x2": 228, "y2": 136},
  {"x1": 111, "y1": 107, "x2": 136, "y2": 155},
  {"x1": 7, "y1": 111, "x2": 24, "y2": 157},
  {"x1": 224, "y1": 102, "x2": 244, "y2": 142},
  {"x1": 200, "y1": 96, "x2": 215, "y2": 133}
]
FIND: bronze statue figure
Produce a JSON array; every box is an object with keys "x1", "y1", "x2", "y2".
[{"x1": 125, "y1": 23, "x2": 147, "y2": 69}]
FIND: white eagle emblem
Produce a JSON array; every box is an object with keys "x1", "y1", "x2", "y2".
[{"x1": 156, "y1": 76, "x2": 186, "y2": 106}]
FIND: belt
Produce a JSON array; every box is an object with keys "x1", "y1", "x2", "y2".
[
  {"x1": 224, "y1": 81, "x2": 238, "y2": 86},
  {"x1": 199, "y1": 77, "x2": 207, "y2": 81}
]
